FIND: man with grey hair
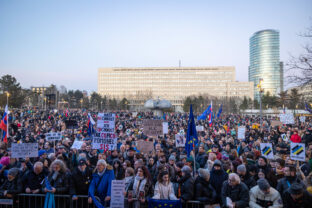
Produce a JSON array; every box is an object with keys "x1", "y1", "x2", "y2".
[
  {"x1": 237, "y1": 164, "x2": 256, "y2": 189},
  {"x1": 221, "y1": 173, "x2": 249, "y2": 208},
  {"x1": 177, "y1": 165, "x2": 194, "y2": 202},
  {"x1": 249, "y1": 178, "x2": 282, "y2": 208},
  {"x1": 88, "y1": 159, "x2": 115, "y2": 206},
  {"x1": 194, "y1": 168, "x2": 217, "y2": 205},
  {"x1": 23, "y1": 161, "x2": 47, "y2": 194}
]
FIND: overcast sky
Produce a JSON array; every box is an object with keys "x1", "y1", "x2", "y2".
[{"x1": 0, "y1": 0, "x2": 311, "y2": 93}]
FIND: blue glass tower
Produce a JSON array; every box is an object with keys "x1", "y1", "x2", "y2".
[{"x1": 249, "y1": 29, "x2": 283, "y2": 101}]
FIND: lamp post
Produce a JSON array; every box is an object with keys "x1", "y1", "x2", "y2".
[
  {"x1": 257, "y1": 79, "x2": 264, "y2": 126},
  {"x1": 80, "y1": 99, "x2": 83, "y2": 109},
  {"x1": 5, "y1": 91, "x2": 10, "y2": 107},
  {"x1": 44, "y1": 97, "x2": 47, "y2": 111}
]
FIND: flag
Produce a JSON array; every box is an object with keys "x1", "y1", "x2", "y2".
[
  {"x1": 197, "y1": 104, "x2": 212, "y2": 120},
  {"x1": 305, "y1": 103, "x2": 312, "y2": 114},
  {"x1": 87, "y1": 113, "x2": 95, "y2": 136},
  {"x1": 44, "y1": 177, "x2": 55, "y2": 208},
  {"x1": 148, "y1": 199, "x2": 182, "y2": 208},
  {"x1": 217, "y1": 104, "x2": 223, "y2": 118},
  {"x1": 208, "y1": 101, "x2": 213, "y2": 127},
  {"x1": 185, "y1": 105, "x2": 198, "y2": 157},
  {"x1": 65, "y1": 108, "x2": 69, "y2": 117},
  {"x1": 0, "y1": 105, "x2": 8, "y2": 143}
]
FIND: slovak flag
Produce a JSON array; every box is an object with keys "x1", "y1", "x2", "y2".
[
  {"x1": 208, "y1": 101, "x2": 213, "y2": 127},
  {"x1": 87, "y1": 113, "x2": 95, "y2": 136},
  {"x1": 0, "y1": 105, "x2": 8, "y2": 143}
]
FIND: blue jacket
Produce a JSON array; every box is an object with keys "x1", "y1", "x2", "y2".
[{"x1": 88, "y1": 168, "x2": 115, "y2": 204}]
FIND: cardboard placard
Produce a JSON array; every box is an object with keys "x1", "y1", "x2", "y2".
[
  {"x1": 11, "y1": 143, "x2": 38, "y2": 158},
  {"x1": 271, "y1": 120, "x2": 283, "y2": 127},
  {"x1": 175, "y1": 134, "x2": 186, "y2": 147},
  {"x1": 237, "y1": 126, "x2": 246, "y2": 140},
  {"x1": 290, "y1": 143, "x2": 305, "y2": 162},
  {"x1": 136, "y1": 140, "x2": 154, "y2": 154},
  {"x1": 163, "y1": 122, "x2": 168, "y2": 134},
  {"x1": 71, "y1": 141, "x2": 84, "y2": 149},
  {"x1": 110, "y1": 180, "x2": 125, "y2": 208},
  {"x1": 143, "y1": 119, "x2": 163, "y2": 137},
  {"x1": 97, "y1": 113, "x2": 115, "y2": 132},
  {"x1": 45, "y1": 132, "x2": 62, "y2": 141},
  {"x1": 260, "y1": 143, "x2": 274, "y2": 159}
]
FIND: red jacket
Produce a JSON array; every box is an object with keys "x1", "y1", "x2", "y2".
[{"x1": 290, "y1": 133, "x2": 301, "y2": 143}]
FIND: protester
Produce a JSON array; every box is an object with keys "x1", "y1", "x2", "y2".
[
  {"x1": 194, "y1": 168, "x2": 217, "y2": 206},
  {"x1": 177, "y1": 165, "x2": 194, "y2": 202},
  {"x1": 282, "y1": 182, "x2": 312, "y2": 208},
  {"x1": 153, "y1": 171, "x2": 177, "y2": 200}
]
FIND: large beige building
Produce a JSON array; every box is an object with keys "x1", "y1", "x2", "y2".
[{"x1": 98, "y1": 67, "x2": 254, "y2": 106}]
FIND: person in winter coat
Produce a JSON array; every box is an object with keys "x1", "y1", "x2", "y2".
[
  {"x1": 88, "y1": 159, "x2": 115, "y2": 207},
  {"x1": 282, "y1": 182, "x2": 312, "y2": 208},
  {"x1": 276, "y1": 165, "x2": 305, "y2": 197},
  {"x1": 257, "y1": 156, "x2": 276, "y2": 188},
  {"x1": 70, "y1": 159, "x2": 93, "y2": 199},
  {"x1": 43, "y1": 159, "x2": 70, "y2": 194},
  {"x1": 249, "y1": 178, "x2": 283, "y2": 208},
  {"x1": 237, "y1": 164, "x2": 256, "y2": 189},
  {"x1": 127, "y1": 166, "x2": 152, "y2": 208},
  {"x1": 210, "y1": 160, "x2": 228, "y2": 204},
  {"x1": 113, "y1": 159, "x2": 125, "y2": 180},
  {"x1": 177, "y1": 165, "x2": 194, "y2": 202},
  {"x1": 153, "y1": 171, "x2": 177, "y2": 200},
  {"x1": 290, "y1": 130, "x2": 301, "y2": 143},
  {"x1": 194, "y1": 168, "x2": 217, "y2": 205},
  {"x1": 221, "y1": 173, "x2": 249, "y2": 208},
  {"x1": 23, "y1": 161, "x2": 47, "y2": 194},
  {"x1": 0, "y1": 168, "x2": 22, "y2": 198},
  {"x1": 196, "y1": 146, "x2": 208, "y2": 168}
]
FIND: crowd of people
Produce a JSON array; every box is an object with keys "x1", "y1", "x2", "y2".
[{"x1": 0, "y1": 108, "x2": 312, "y2": 208}]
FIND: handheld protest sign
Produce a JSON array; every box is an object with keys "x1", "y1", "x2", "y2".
[
  {"x1": 279, "y1": 114, "x2": 295, "y2": 124},
  {"x1": 260, "y1": 143, "x2": 274, "y2": 159},
  {"x1": 237, "y1": 126, "x2": 246, "y2": 140},
  {"x1": 143, "y1": 119, "x2": 163, "y2": 137},
  {"x1": 11, "y1": 143, "x2": 38, "y2": 158},
  {"x1": 45, "y1": 132, "x2": 62, "y2": 141},
  {"x1": 162, "y1": 122, "x2": 168, "y2": 134},
  {"x1": 110, "y1": 180, "x2": 125, "y2": 208},
  {"x1": 290, "y1": 143, "x2": 305, "y2": 162},
  {"x1": 175, "y1": 134, "x2": 186, "y2": 147},
  {"x1": 299, "y1": 116, "x2": 306, "y2": 123}
]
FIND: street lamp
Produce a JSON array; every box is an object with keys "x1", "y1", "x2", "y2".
[
  {"x1": 80, "y1": 99, "x2": 83, "y2": 109},
  {"x1": 44, "y1": 97, "x2": 47, "y2": 111},
  {"x1": 257, "y1": 78, "x2": 264, "y2": 126},
  {"x1": 5, "y1": 91, "x2": 10, "y2": 107}
]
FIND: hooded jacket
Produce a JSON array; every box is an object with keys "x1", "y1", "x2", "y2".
[
  {"x1": 194, "y1": 176, "x2": 217, "y2": 204},
  {"x1": 210, "y1": 160, "x2": 228, "y2": 197}
]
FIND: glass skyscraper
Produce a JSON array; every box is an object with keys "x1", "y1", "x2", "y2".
[{"x1": 249, "y1": 29, "x2": 283, "y2": 101}]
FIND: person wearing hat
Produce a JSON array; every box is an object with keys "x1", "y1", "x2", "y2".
[
  {"x1": 237, "y1": 164, "x2": 256, "y2": 189},
  {"x1": 70, "y1": 158, "x2": 93, "y2": 202},
  {"x1": 209, "y1": 160, "x2": 228, "y2": 205},
  {"x1": 0, "y1": 168, "x2": 22, "y2": 198},
  {"x1": 194, "y1": 168, "x2": 217, "y2": 205},
  {"x1": 177, "y1": 165, "x2": 194, "y2": 202},
  {"x1": 249, "y1": 178, "x2": 283, "y2": 208},
  {"x1": 283, "y1": 182, "x2": 312, "y2": 208},
  {"x1": 290, "y1": 130, "x2": 301, "y2": 143}
]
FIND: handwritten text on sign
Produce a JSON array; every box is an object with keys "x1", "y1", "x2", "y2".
[
  {"x1": 96, "y1": 113, "x2": 115, "y2": 132},
  {"x1": 110, "y1": 180, "x2": 125, "y2": 208},
  {"x1": 45, "y1": 132, "x2": 62, "y2": 141},
  {"x1": 143, "y1": 119, "x2": 163, "y2": 137},
  {"x1": 11, "y1": 143, "x2": 38, "y2": 158}
]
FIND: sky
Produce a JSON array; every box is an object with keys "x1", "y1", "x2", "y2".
[{"x1": 0, "y1": 0, "x2": 311, "y2": 93}]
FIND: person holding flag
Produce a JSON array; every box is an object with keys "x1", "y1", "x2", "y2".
[
  {"x1": 0, "y1": 105, "x2": 8, "y2": 143},
  {"x1": 185, "y1": 105, "x2": 198, "y2": 158}
]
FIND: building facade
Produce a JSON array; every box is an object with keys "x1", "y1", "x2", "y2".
[
  {"x1": 249, "y1": 29, "x2": 283, "y2": 100},
  {"x1": 98, "y1": 67, "x2": 254, "y2": 106}
]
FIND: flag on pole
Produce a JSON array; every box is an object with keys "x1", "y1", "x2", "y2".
[
  {"x1": 217, "y1": 104, "x2": 223, "y2": 118},
  {"x1": 87, "y1": 113, "x2": 95, "y2": 136},
  {"x1": 197, "y1": 104, "x2": 212, "y2": 120},
  {"x1": 305, "y1": 103, "x2": 312, "y2": 114},
  {"x1": 208, "y1": 101, "x2": 213, "y2": 127},
  {"x1": 185, "y1": 105, "x2": 198, "y2": 157},
  {"x1": 0, "y1": 105, "x2": 8, "y2": 143}
]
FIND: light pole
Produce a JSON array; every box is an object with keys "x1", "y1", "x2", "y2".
[
  {"x1": 5, "y1": 91, "x2": 10, "y2": 107},
  {"x1": 44, "y1": 97, "x2": 47, "y2": 111},
  {"x1": 80, "y1": 99, "x2": 83, "y2": 109},
  {"x1": 257, "y1": 79, "x2": 264, "y2": 126}
]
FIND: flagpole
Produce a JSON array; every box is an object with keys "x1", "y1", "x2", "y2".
[{"x1": 6, "y1": 92, "x2": 9, "y2": 139}]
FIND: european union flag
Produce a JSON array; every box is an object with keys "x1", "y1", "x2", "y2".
[
  {"x1": 148, "y1": 199, "x2": 182, "y2": 208},
  {"x1": 305, "y1": 102, "x2": 312, "y2": 114},
  {"x1": 217, "y1": 104, "x2": 223, "y2": 118},
  {"x1": 186, "y1": 105, "x2": 198, "y2": 157},
  {"x1": 197, "y1": 104, "x2": 211, "y2": 120}
]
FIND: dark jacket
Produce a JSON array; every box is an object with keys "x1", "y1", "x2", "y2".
[
  {"x1": 0, "y1": 173, "x2": 23, "y2": 197},
  {"x1": 23, "y1": 169, "x2": 47, "y2": 192},
  {"x1": 210, "y1": 161, "x2": 228, "y2": 197},
  {"x1": 240, "y1": 172, "x2": 256, "y2": 189},
  {"x1": 283, "y1": 190, "x2": 312, "y2": 208},
  {"x1": 196, "y1": 152, "x2": 207, "y2": 168},
  {"x1": 43, "y1": 170, "x2": 70, "y2": 194},
  {"x1": 277, "y1": 176, "x2": 305, "y2": 197},
  {"x1": 178, "y1": 173, "x2": 194, "y2": 201},
  {"x1": 194, "y1": 176, "x2": 217, "y2": 204},
  {"x1": 112, "y1": 160, "x2": 124, "y2": 180},
  {"x1": 70, "y1": 166, "x2": 93, "y2": 195},
  {"x1": 221, "y1": 181, "x2": 249, "y2": 208}
]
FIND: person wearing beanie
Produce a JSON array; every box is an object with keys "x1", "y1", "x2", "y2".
[
  {"x1": 38, "y1": 149, "x2": 47, "y2": 158},
  {"x1": 237, "y1": 164, "x2": 256, "y2": 189},
  {"x1": 177, "y1": 165, "x2": 194, "y2": 202},
  {"x1": 249, "y1": 178, "x2": 283, "y2": 208},
  {"x1": 0, "y1": 167, "x2": 22, "y2": 198},
  {"x1": 194, "y1": 168, "x2": 217, "y2": 205},
  {"x1": 209, "y1": 160, "x2": 228, "y2": 204},
  {"x1": 282, "y1": 182, "x2": 312, "y2": 208}
]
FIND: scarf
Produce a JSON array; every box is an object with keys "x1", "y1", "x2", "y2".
[{"x1": 133, "y1": 176, "x2": 146, "y2": 197}]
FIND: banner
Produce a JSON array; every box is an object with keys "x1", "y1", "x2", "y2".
[
  {"x1": 136, "y1": 140, "x2": 154, "y2": 154},
  {"x1": 45, "y1": 132, "x2": 62, "y2": 141},
  {"x1": 175, "y1": 134, "x2": 186, "y2": 147},
  {"x1": 260, "y1": 143, "x2": 274, "y2": 159},
  {"x1": 162, "y1": 122, "x2": 168, "y2": 134},
  {"x1": 71, "y1": 141, "x2": 84, "y2": 149},
  {"x1": 290, "y1": 143, "x2": 305, "y2": 161},
  {"x1": 237, "y1": 126, "x2": 246, "y2": 140},
  {"x1": 148, "y1": 199, "x2": 182, "y2": 208},
  {"x1": 110, "y1": 180, "x2": 125, "y2": 208},
  {"x1": 143, "y1": 119, "x2": 163, "y2": 137},
  {"x1": 279, "y1": 114, "x2": 295, "y2": 124},
  {"x1": 11, "y1": 143, "x2": 38, "y2": 158}
]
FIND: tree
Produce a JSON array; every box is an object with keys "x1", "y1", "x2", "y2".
[
  {"x1": 0, "y1": 74, "x2": 25, "y2": 108},
  {"x1": 120, "y1": 98, "x2": 129, "y2": 110},
  {"x1": 289, "y1": 88, "x2": 301, "y2": 109},
  {"x1": 278, "y1": 91, "x2": 289, "y2": 108},
  {"x1": 253, "y1": 99, "x2": 260, "y2": 109},
  {"x1": 90, "y1": 92, "x2": 102, "y2": 110},
  {"x1": 287, "y1": 25, "x2": 312, "y2": 86},
  {"x1": 240, "y1": 96, "x2": 249, "y2": 111}
]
